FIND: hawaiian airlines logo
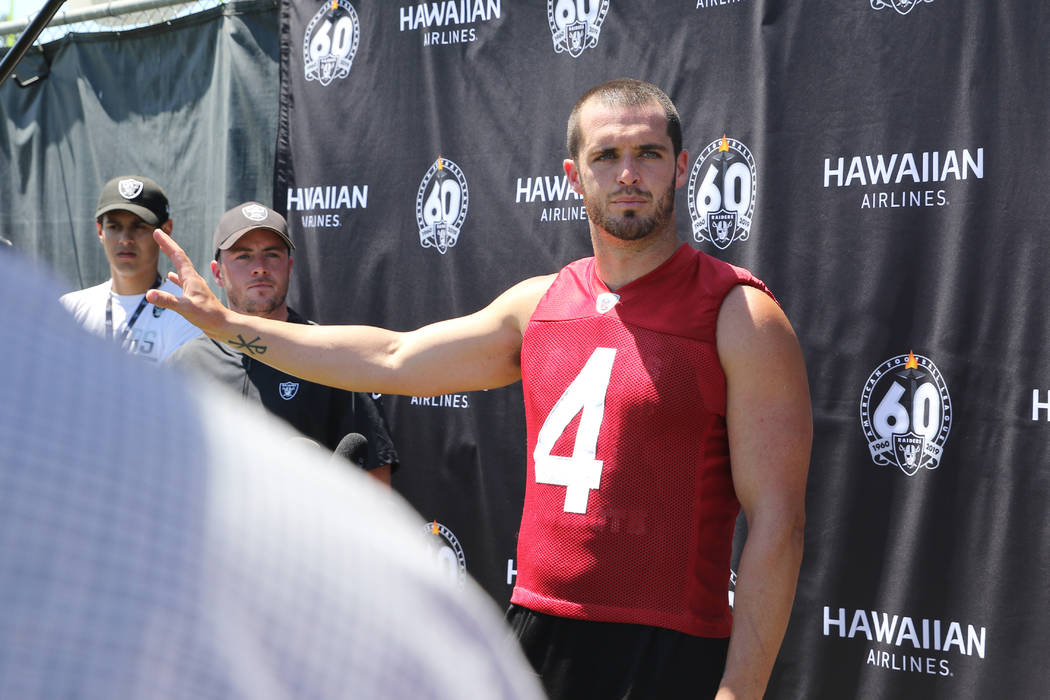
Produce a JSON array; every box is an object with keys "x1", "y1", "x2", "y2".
[
  {"x1": 871, "y1": 0, "x2": 934, "y2": 15},
  {"x1": 696, "y1": 0, "x2": 747, "y2": 8},
  {"x1": 398, "y1": 0, "x2": 502, "y2": 46},
  {"x1": 514, "y1": 172, "x2": 586, "y2": 223},
  {"x1": 286, "y1": 183, "x2": 368, "y2": 229},
  {"x1": 824, "y1": 146, "x2": 982, "y2": 209},
  {"x1": 860, "y1": 351, "x2": 951, "y2": 476},
  {"x1": 416, "y1": 155, "x2": 469, "y2": 254},
  {"x1": 422, "y1": 520, "x2": 467, "y2": 589},
  {"x1": 688, "y1": 135, "x2": 757, "y2": 250},
  {"x1": 304, "y1": 0, "x2": 360, "y2": 87},
  {"x1": 824, "y1": 605, "x2": 986, "y2": 677},
  {"x1": 548, "y1": 0, "x2": 609, "y2": 58},
  {"x1": 117, "y1": 178, "x2": 144, "y2": 200}
]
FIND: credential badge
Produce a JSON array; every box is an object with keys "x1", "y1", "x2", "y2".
[
  {"x1": 688, "y1": 135, "x2": 757, "y2": 250},
  {"x1": 422, "y1": 520, "x2": 467, "y2": 589},
  {"x1": 416, "y1": 156, "x2": 469, "y2": 254},
  {"x1": 241, "y1": 203, "x2": 268, "y2": 222},
  {"x1": 279, "y1": 381, "x2": 300, "y2": 400},
  {"x1": 870, "y1": 0, "x2": 935, "y2": 15},
  {"x1": 304, "y1": 0, "x2": 360, "y2": 87},
  {"x1": 859, "y1": 351, "x2": 952, "y2": 476},
  {"x1": 548, "y1": 0, "x2": 609, "y2": 58},
  {"x1": 118, "y1": 178, "x2": 144, "y2": 200}
]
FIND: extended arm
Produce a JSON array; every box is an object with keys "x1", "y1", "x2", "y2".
[
  {"x1": 147, "y1": 230, "x2": 554, "y2": 396},
  {"x1": 715, "y1": 285, "x2": 812, "y2": 700}
]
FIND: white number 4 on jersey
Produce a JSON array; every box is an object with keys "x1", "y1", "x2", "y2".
[{"x1": 533, "y1": 347, "x2": 616, "y2": 514}]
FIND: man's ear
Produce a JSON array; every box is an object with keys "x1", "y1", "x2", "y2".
[
  {"x1": 96, "y1": 221, "x2": 104, "y2": 244},
  {"x1": 160, "y1": 219, "x2": 174, "y2": 235},
  {"x1": 674, "y1": 149, "x2": 690, "y2": 189},
  {"x1": 210, "y1": 259, "x2": 224, "y2": 287},
  {"x1": 564, "y1": 158, "x2": 584, "y2": 195}
]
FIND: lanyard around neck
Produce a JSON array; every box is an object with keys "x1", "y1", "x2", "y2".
[{"x1": 106, "y1": 275, "x2": 162, "y2": 343}]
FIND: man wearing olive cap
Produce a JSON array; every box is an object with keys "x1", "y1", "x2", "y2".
[
  {"x1": 168, "y1": 202, "x2": 399, "y2": 484},
  {"x1": 60, "y1": 176, "x2": 201, "y2": 362}
]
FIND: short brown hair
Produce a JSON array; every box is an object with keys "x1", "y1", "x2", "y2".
[{"x1": 566, "y1": 78, "x2": 683, "y2": 161}]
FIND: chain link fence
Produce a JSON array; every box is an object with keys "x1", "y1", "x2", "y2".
[{"x1": 1, "y1": 0, "x2": 223, "y2": 45}]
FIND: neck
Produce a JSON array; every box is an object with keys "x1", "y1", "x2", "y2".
[
  {"x1": 110, "y1": 268, "x2": 158, "y2": 295},
  {"x1": 266, "y1": 304, "x2": 291, "y2": 322},
  {"x1": 589, "y1": 226, "x2": 680, "y2": 291},
  {"x1": 232, "y1": 303, "x2": 289, "y2": 322}
]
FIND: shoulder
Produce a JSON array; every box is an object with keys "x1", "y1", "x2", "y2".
[
  {"x1": 716, "y1": 285, "x2": 800, "y2": 375},
  {"x1": 167, "y1": 334, "x2": 230, "y2": 366},
  {"x1": 59, "y1": 280, "x2": 108, "y2": 310},
  {"x1": 486, "y1": 273, "x2": 558, "y2": 334}
]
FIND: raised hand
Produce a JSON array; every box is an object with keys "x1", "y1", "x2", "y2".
[{"x1": 146, "y1": 229, "x2": 230, "y2": 338}]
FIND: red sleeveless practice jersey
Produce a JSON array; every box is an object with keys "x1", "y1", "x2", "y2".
[{"x1": 511, "y1": 244, "x2": 774, "y2": 638}]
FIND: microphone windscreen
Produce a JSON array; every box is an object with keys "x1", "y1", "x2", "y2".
[{"x1": 331, "y1": 432, "x2": 368, "y2": 469}]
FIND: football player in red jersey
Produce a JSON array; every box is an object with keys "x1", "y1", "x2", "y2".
[{"x1": 150, "y1": 79, "x2": 811, "y2": 700}]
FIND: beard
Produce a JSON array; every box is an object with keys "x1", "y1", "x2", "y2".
[
  {"x1": 584, "y1": 174, "x2": 677, "y2": 242},
  {"x1": 227, "y1": 281, "x2": 287, "y2": 317}
]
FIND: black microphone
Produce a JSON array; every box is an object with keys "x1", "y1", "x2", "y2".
[{"x1": 330, "y1": 432, "x2": 368, "y2": 469}]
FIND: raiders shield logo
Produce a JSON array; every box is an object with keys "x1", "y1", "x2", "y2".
[
  {"x1": 706, "y1": 209, "x2": 739, "y2": 250},
  {"x1": 118, "y1": 178, "x2": 144, "y2": 200},
  {"x1": 241, "y1": 203, "x2": 268, "y2": 221},
  {"x1": 279, "y1": 381, "x2": 300, "y2": 400}
]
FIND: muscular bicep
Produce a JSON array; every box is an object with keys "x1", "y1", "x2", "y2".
[{"x1": 717, "y1": 285, "x2": 812, "y2": 524}]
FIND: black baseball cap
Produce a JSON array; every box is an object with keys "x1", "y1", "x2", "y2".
[
  {"x1": 213, "y1": 202, "x2": 294, "y2": 260},
  {"x1": 95, "y1": 176, "x2": 170, "y2": 227}
]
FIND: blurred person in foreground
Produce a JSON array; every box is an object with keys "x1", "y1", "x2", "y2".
[{"x1": 0, "y1": 250, "x2": 543, "y2": 700}]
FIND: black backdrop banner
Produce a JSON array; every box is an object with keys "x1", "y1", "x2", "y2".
[{"x1": 275, "y1": 1, "x2": 1050, "y2": 698}]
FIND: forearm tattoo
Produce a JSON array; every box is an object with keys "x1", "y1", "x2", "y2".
[{"x1": 228, "y1": 334, "x2": 267, "y2": 355}]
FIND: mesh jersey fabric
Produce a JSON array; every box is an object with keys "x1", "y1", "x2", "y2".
[
  {"x1": 0, "y1": 252, "x2": 543, "y2": 700},
  {"x1": 512, "y1": 243, "x2": 773, "y2": 638}
]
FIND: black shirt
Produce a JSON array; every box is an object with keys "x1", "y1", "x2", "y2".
[{"x1": 168, "y1": 307, "x2": 398, "y2": 471}]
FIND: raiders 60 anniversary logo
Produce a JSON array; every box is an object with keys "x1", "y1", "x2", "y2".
[
  {"x1": 304, "y1": 0, "x2": 360, "y2": 87},
  {"x1": 422, "y1": 520, "x2": 467, "y2": 589},
  {"x1": 688, "y1": 135, "x2": 756, "y2": 250},
  {"x1": 548, "y1": 0, "x2": 609, "y2": 58},
  {"x1": 860, "y1": 351, "x2": 952, "y2": 476},
  {"x1": 416, "y1": 156, "x2": 469, "y2": 254}
]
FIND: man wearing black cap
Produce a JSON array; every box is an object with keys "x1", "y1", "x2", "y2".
[
  {"x1": 60, "y1": 176, "x2": 202, "y2": 362},
  {"x1": 168, "y1": 202, "x2": 398, "y2": 483}
]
